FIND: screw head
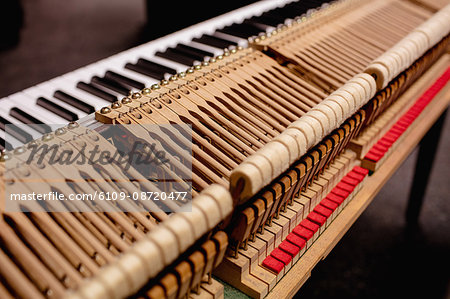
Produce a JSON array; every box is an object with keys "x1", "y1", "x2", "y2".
[
  {"x1": 14, "y1": 146, "x2": 25, "y2": 155},
  {"x1": 151, "y1": 84, "x2": 160, "y2": 90},
  {"x1": 121, "y1": 97, "x2": 132, "y2": 104},
  {"x1": 55, "y1": 127, "x2": 66, "y2": 135},
  {"x1": 100, "y1": 107, "x2": 111, "y2": 114},
  {"x1": 142, "y1": 88, "x2": 151, "y2": 95},
  {"x1": 42, "y1": 133, "x2": 54, "y2": 142},
  {"x1": 68, "y1": 122, "x2": 79, "y2": 129},
  {"x1": 111, "y1": 102, "x2": 122, "y2": 109},
  {"x1": 131, "y1": 92, "x2": 141, "y2": 99}
]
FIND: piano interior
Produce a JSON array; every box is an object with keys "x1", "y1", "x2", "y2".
[{"x1": 0, "y1": 0, "x2": 449, "y2": 298}]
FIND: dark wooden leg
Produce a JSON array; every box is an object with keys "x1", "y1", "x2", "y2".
[{"x1": 405, "y1": 108, "x2": 448, "y2": 228}]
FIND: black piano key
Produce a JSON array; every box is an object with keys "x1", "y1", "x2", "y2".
[
  {"x1": 9, "y1": 107, "x2": 52, "y2": 134},
  {"x1": 242, "y1": 19, "x2": 272, "y2": 31},
  {"x1": 36, "y1": 97, "x2": 78, "y2": 122},
  {"x1": 76, "y1": 82, "x2": 117, "y2": 103},
  {"x1": 155, "y1": 48, "x2": 195, "y2": 66},
  {"x1": 104, "y1": 71, "x2": 145, "y2": 90},
  {"x1": 53, "y1": 90, "x2": 95, "y2": 114},
  {"x1": 137, "y1": 58, "x2": 176, "y2": 75},
  {"x1": 125, "y1": 63, "x2": 165, "y2": 80},
  {"x1": 192, "y1": 34, "x2": 237, "y2": 49},
  {"x1": 176, "y1": 44, "x2": 214, "y2": 59},
  {"x1": 170, "y1": 46, "x2": 204, "y2": 62},
  {"x1": 91, "y1": 76, "x2": 130, "y2": 96},
  {"x1": 0, "y1": 116, "x2": 33, "y2": 143},
  {"x1": 0, "y1": 136, "x2": 12, "y2": 151},
  {"x1": 250, "y1": 15, "x2": 281, "y2": 27},
  {"x1": 217, "y1": 23, "x2": 262, "y2": 39},
  {"x1": 261, "y1": 11, "x2": 288, "y2": 23}
]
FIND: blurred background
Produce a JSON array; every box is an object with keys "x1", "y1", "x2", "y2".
[{"x1": 0, "y1": 0, "x2": 449, "y2": 298}]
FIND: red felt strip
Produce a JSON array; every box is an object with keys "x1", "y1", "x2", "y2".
[
  {"x1": 286, "y1": 233, "x2": 306, "y2": 249},
  {"x1": 320, "y1": 198, "x2": 338, "y2": 211},
  {"x1": 262, "y1": 255, "x2": 284, "y2": 274},
  {"x1": 271, "y1": 248, "x2": 292, "y2": 265},
  {"x1": 292, "y1": 225, "x2": 314, "y2": 241},
  {"x1": 313, "y1": 205, "x2": 333, "y2": 218},
  {"x1": 300, "y1": 219, "x2": 320, "y2": 233},
  {"x1": 307, "y1": 211, "x2": 326, "y2": 226},
  {"x1": 279, "y1": 240, "x2": 300, "y2": 257}
]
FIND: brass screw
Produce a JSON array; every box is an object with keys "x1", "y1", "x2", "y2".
[
  {"x1": 42, "y1": 133, "x2": 54, "y2": 142},
  {"x1": 237, "y1": 46, "x2": 243, "y2": 51},
  {"x1": 151, "y1": 84, "x2": 160, "y2": 90},
  {"x1": 160, "y1": 79, "x2": 169, "y2": 86},
  {"x1": 142, "y1": 88, "x2": 151, "y2": 95},
  {"x1": 111, "y1": 102, "x2": 122, "y2": 109},
  {"x1": 186, "y1": 68, "x2": 194, "y2": 74},
  {"x1": 68, "y1": 122, "x2": 79, "y2": 129},
  {"x1": 209, "y1": 57, "x2": 216, "y2": 63},
  {"x1": 14, "y1": 146, "x2": 25, "y2": 155},
  {"x1": 1, "y1": 153, "x2": 10, "y2": 161},
  {"x1": 121, "y1": 97, "x2": 132, "y2": 104},
  {"x1": 100, "y1": 107, "x2": 111, "y2": 114},
  {"x1": 202, "y1": 61, "x2": 209, "y2": 67},
  {"x1": 217, "y1": 55, "x2": 224, "y2": 60},
  {"x1": 178, "y1": 72, "x2": 186, "y2": 78},
  {"x1": 131, "y1": 92, "x2": 141, "y2": 99},
  {"x1": 194, "y1": 64, "x2": 201, "y2": 70},
  {"x1": 169, "y1": 75, "x2": 178, "y2": 81},
  {"x1": 55, "y1": 127, "x2": 66, "y2": 136},
  {"x1": 27, "y1": 140, "x2": 39, "y2": 148}
]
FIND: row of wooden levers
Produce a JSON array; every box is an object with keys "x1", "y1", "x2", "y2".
[{"x1": 1, "y1": 0, "x2": 449, "y2": 298}]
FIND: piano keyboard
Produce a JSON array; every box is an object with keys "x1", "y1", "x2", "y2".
[
  {"x1": 1, "y1": 0, "x2": 449, "y2": 298},
  {"x1": 0, "y1": 0, "x2": 330, "y2": 150}
]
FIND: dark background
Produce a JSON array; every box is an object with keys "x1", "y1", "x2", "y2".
[{"x1": 0, "y1": 0, "x2": 449, "y2": 298}]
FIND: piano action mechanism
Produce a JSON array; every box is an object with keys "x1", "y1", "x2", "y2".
[{"x1": 0, "y1": 0, "x2": 449, "y2": 298}]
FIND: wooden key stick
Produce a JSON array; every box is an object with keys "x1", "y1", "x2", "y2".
[
  {"x1": 188, "y1": 251, "x2": 206, "y2": 295},
  {"x1": 146, "y1": 284, "x2": 166, "y2": 299},
  {"x1": 160, "y1": 273, "x2": 178, "y2": 299}
]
